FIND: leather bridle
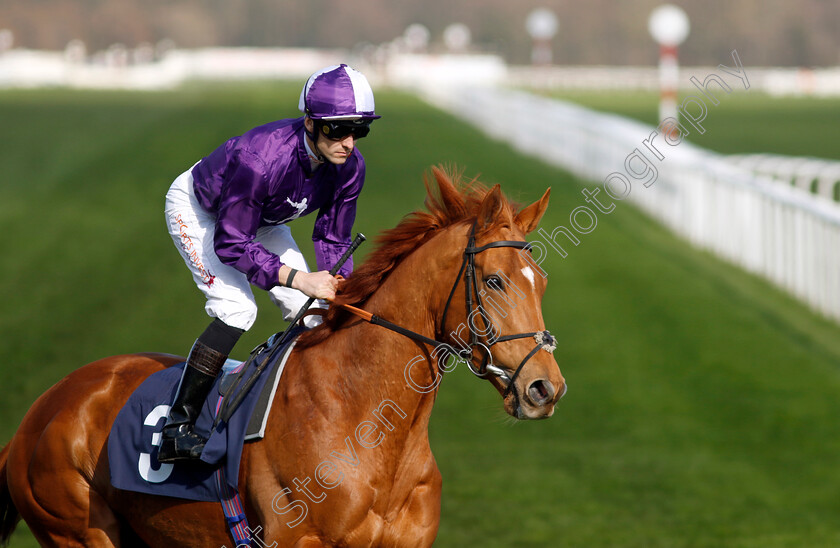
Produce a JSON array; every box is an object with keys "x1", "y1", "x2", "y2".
[
  {"x1": 439, "y1": 222, "x2": 557, "y2": 399},
  {"x1": 340, "y1": 221, "x2": 557, "y2": 405},
  {"x1": 219, "y1": 222, "x2": 560, "y2": 426}
]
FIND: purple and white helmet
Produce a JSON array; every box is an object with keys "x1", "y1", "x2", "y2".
[{"x1": 299, "y1": 64, "x2": 380, "y2": 120}]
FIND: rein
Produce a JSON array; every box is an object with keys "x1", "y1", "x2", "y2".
[{"x1": 336, "y1": 222, "x2": 557, "y2": 403}]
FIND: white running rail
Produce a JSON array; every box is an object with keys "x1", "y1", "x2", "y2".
[
  {"x1": 725, "y1": 154, "x2": 840, "y2": 202},
  {"x1": 424, "y1": 85, "x2": 840, "y2": 323}
]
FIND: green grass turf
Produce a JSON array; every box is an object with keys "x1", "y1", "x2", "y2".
[
  {"x1": 545, "y1": 89, "x2": 840, "y2": 161},
  {"x1": 2, "y1": 84, "x2": 840, "y2": 547}
]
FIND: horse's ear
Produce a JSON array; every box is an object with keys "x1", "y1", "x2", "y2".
[
  {"x1": 477, "y1": 184, "x2": 508, "y2": 231},
  {"x1": 514, "y1": 188, "x2": 551, "y2": 235}
]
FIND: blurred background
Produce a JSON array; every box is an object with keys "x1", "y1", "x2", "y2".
[
  {"x1": 0, "y1": 0, "x2": 839, "y2": 90},
  {"x1": 1, "y1": 1, "x2": 840, "y2": 547},
  {"x1": 0, "y1": 0, "x2": 838, "y2": 65}
]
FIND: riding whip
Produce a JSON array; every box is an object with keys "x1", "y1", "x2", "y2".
[
  {"x1": 276, "y1": 231, "x2": 366, "y2": 348},
  {"x1": 217, "y1": 233, "x2": 365, "y2": 423}
]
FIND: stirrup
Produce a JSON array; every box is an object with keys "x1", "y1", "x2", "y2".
[{"x1": 157, "y1": 424, "x2": 208, "y2": 462}]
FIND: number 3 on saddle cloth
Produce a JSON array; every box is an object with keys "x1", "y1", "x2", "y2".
[{"x1": 108, "y1": 326, "x2": 306, "y2": 502}]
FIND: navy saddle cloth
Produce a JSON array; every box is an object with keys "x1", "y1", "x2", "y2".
[{"x1": 108, "y1": 327, "x2": 304, "y2": 501}]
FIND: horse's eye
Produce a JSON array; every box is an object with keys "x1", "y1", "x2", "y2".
[{"x1": 484, "y1": 275, "x2": 504, "y2": 291}]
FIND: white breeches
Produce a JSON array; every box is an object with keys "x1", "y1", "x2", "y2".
[{"x1": 164, "y1": 166, "x2": 322, "y2": 331}]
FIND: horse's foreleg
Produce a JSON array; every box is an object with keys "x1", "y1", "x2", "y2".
[{"x1": 381, "y1": 478, "x2": 441, "y2": 548}]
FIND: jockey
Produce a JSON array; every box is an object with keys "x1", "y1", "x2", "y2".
[{"x1": 159, "y1": 64, "x2": 380, "y2": 462}]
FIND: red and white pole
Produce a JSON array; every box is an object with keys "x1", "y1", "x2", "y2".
[
  {"x1": 526, "y1": 9, "x2": 558, "y2": 67},
  {"x1": 658, "y1": 44, "x2": 679, "y2": 123},
  {"x1": 648, "y1": 5, "x2": 690, "y2": 128}
]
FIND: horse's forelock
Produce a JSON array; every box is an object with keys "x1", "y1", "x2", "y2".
[{"x1": 426, "y1": 165, "x2": 467, "y2": 222}]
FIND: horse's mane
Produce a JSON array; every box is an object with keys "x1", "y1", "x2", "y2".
[{"x1": 296, "y1": 165, "x2": 520, "y2": 348}]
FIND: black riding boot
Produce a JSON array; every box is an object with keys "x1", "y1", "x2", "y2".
[{"x1": 157, "y1": 340, "x2": 227, "y2": 462}]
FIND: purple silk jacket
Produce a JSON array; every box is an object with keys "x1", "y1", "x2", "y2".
[{"x1": 191, "y1": 117, "x2": 364, "y2": 291}]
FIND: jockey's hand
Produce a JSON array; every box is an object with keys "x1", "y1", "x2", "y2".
[{"x1": 293, "y1": 270, "x2": 340, "y2": 301}]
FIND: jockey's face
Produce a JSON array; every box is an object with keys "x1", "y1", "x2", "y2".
[{"x1": 304, "y1": 118, "x2": 356, "y2": 165}]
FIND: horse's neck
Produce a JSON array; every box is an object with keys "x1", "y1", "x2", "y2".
[
  {"x1": 345, "y1": 230, "x2": 459, "y2": 383},
  {"x1": 252, "y1": 229, "x2": 463, "y2": 510},
  {"x1": 290, "y1": 231, "x2": 461, "y2": 439}
]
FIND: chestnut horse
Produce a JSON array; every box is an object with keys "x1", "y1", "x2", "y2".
[{"x1": 0, "y1": 168, "x2": 565, "y2": 547}]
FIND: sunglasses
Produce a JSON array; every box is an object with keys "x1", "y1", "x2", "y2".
[{"x1": 317, "y1": 120, "x2": 371, "y2": 140}]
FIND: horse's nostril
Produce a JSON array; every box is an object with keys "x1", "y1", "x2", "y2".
[{"x1": 527, "y1": 379, "x2": 554, "y2": 406}]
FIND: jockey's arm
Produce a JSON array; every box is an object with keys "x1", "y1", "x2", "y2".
[{"x1": 279, "y1": 265, "x2": 339, "y2": 301}]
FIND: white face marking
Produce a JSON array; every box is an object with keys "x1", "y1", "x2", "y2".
[{"x1": 521, "y1": 266, "x2": 535, "y2": 288}]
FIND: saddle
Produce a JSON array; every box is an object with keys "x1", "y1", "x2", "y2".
[{"x1": 108, "y1": 325, "x2": 306, "y2": 501}]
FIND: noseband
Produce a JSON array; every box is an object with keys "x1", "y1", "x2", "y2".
[{"x1": 439, "y1": 223, "x2": 557, "y2": 399}]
